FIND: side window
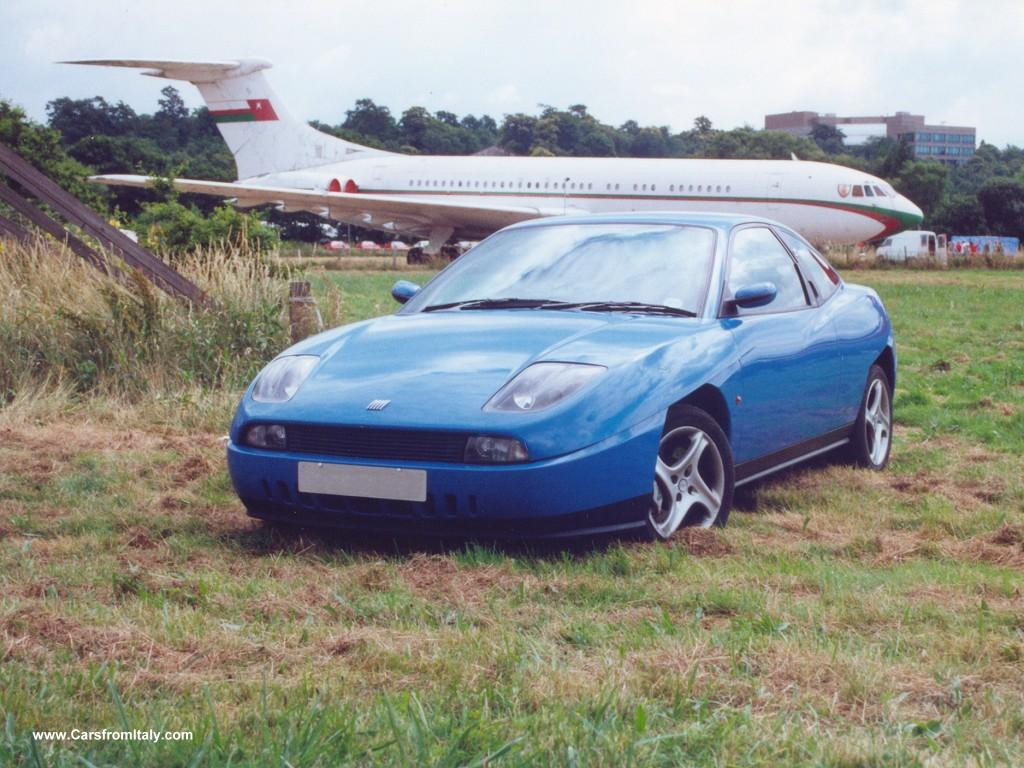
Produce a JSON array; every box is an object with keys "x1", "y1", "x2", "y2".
[
  {"x1": 727, "y1": 227, "x2": 809, "y2": 314},
  {"x1": 776, "y1": 228, "x2": 840, "y2": 302}
]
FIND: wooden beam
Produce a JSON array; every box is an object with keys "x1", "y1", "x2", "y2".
[
  {"x1": 0, "y1": 141, "x2": 207, "y2": 305},
  {"x1": 0, "y1": 183, "x2": 124, "y2": 279},
  {"x1": 0, "y1": 212, "x2": 31, "y2": 243}
]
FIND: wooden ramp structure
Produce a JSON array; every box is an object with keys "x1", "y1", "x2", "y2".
[{"x1": 0, "y1": 141, "x2": 207, "y2": 305}]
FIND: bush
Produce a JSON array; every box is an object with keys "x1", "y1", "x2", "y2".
[{"x1": 134, "y1": 201, "x2": 279, "y2": 255}]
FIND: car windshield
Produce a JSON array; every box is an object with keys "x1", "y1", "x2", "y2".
[{"x1": 403, "y1": 223, "x2": 715, "y2": 316}]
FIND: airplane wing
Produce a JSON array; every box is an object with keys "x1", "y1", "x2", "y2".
[{"x1": 91, "y1": 174, "x2": 562, "y2": 237}]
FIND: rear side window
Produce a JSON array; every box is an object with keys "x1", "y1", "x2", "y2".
[
  {"x1": 727, "y1": 227, "x2": 809, "y2": 314},
  {"x1": 776, "y1": 229, "x2": 840, "y2": 302}
]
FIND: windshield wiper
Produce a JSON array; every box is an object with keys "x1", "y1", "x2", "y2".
[
  {"x1": 569, "y1": 301, "x2": 697, "y2": 317},
  {"x1": 422, "y1": 298, "x2": 571, "y2": 312},
  {"x1": 421, "y1": 298, "x2": 697, "y2": 317}
]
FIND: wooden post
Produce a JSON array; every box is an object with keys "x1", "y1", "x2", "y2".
[{"x1": 288, "y1": 281, "x2": 323, "y2": 343}]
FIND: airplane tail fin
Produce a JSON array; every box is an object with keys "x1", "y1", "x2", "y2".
[{"x1": 64, "y1": 58, "x2": 389, "y2": 179}]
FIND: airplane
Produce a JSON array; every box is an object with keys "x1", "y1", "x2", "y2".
[{"x1": 68, "y1": 58, "x2": 924, "y2": 258}]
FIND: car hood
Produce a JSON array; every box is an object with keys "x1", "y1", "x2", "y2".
[{"x1": 251, "y1": 310, "x2": 698, "y2": 430}]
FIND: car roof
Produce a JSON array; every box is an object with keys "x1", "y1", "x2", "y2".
[{"x1": 505, "y1": 211, "x2": 784, "y2": 232}]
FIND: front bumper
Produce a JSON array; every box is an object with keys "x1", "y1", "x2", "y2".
[{"x1": 227, "y1": 414, "x2": 663, "y2": 538}]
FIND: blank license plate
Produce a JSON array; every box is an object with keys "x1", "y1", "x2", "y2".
[{"x1": 297, "y1": 462, "x2": 427, "y2": 502}]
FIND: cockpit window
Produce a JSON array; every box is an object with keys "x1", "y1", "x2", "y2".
[
  {"x1": 852, "y1": 185, "x2": 864, "y2": 197},
  {"x1": 863, "y1": 185, "x2": 874, "y2": 197},
  {"x1": 873, "y1": 186, "x2": 887, "y2": 197}
]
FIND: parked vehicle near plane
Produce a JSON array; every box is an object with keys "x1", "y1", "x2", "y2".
[
  {"x1": 71, "y1": 59, "x2": 923, "y2": 256},
  {"x1": 876, "y1": 230, "x2": 947, "y2": 263},
  {"x1": 226, "y1": 213, "x2": 895, "y2": 540}
]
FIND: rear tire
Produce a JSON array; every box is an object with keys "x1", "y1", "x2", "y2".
[
  {"x1": 848, "y1": 363, "x2": 893, "y2": 469},
  {"x1": 644, "y1": 405, "x2": 734, "y2": 540}
]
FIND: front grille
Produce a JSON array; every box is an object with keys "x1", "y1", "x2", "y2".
[{"x1": 285, "y1": 424, "x2": 468, "y2": 463}]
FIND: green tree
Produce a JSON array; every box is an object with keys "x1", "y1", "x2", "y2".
[
  {"x1": 343, "y1": 98, "x2": 398, "y2": 143},
  {"x1": 575, "y1": 123, "x2": 616, "y2": 157},
  {"x1": 977, "y1": 178, "x2": 1024, "y2": 239},
  {"x1": 693, "y1": 115, "x2": 713, "y2": 134},
  {"x1": 150, "y1": 86, "x2": 190, "y2": 150},
  {"x1": 0, "y1": 99, "x2": 105, "y2": 210},
  {"x1": 894, "y1": 160, "x2": 948, "y2": 221},
  {"x1": 498, "y1": 113, "x2": 537, "y2": 155},
  {"x1": 878, "y1": 137, "x2": 914, "y2": 177},
  {"x1": 930, "y1": 194, "x2": 987, "y2": 235},
  {"x1": 46, "y1": 96, "x2": 138, "y2": 145},
  {"x1": 631, "y1": 127, "x2": 670, "y2": 158},
  {"x1": 809, "y1": 122, "x2": 845, "y2": 154}
]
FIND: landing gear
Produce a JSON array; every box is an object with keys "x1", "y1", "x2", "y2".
[{"x1": 405, "y1": 244, "x2": 460, "y2": 265}]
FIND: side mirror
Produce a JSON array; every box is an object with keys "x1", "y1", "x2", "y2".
[
  {"x1": 391, "y1": 280, "x2": 421, "y2": 305},
  {"x1": 731, "y1": 281, "x2": 777, "y2": 309}
]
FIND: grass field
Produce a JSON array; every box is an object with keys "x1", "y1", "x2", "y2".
[{"x1": 1, "y1": 268, "x2": 1023, "y2": 767}]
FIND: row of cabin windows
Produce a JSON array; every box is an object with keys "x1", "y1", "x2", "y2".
[
  {"x1": 406, "y1": 179, "x2": 731, "y2": 194},
  {"x1": 407, "y1": 179, "x2": 594, "y2": 190},
  {"x1": 852, "y1": 184, "x2": 889, "y2": 198}
]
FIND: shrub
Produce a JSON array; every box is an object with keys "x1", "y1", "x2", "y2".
[{"x1": 134, "y1": 201, "x2": 278, "y2": 256}]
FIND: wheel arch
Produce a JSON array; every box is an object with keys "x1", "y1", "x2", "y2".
[
  {"x1": 874, "y1": 346, "x2": 896, "y2": 391},
  {"x1": 668, "y1": 384, "x2": 731, "y2": 441}
]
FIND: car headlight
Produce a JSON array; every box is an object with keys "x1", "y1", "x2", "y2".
[
  {"x1": 484, "y1": 362, "x2": 606, "y2": 413},
  {"x1": 251, "y1": 355, "x2": 319, "y2": 403}
]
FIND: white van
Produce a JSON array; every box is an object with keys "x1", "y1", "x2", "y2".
[{"x1": 876, "y1": 230, "x2": 947, "y2": 264}]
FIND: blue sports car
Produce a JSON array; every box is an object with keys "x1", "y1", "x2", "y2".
[{"x1": 228, "y1": 213, "x2": 894, "y2": 540}]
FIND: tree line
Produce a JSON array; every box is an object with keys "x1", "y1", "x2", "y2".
[{"x1": 3, "y1": 86, "x2": 1023, "y2": 243}]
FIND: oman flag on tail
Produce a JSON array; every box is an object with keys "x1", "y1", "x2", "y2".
[{"x1": 210, "y1": 99, "x2": 279, "y2": 123}]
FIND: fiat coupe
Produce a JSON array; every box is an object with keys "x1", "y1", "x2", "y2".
[{"x1": 227, "y1": 213, "x2": 894, "y2": 540}]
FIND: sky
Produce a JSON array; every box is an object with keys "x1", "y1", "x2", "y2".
[{"x1": 2, "y1": 0, "x2": 1022, "y2": 148}]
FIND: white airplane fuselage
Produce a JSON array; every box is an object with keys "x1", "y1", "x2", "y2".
[
  {"x1": 254, "y1": 155, "x2": 922, "y2": 244},
  {"x1": 71, "y1": 58, "x2": 923, "y2": 246}
]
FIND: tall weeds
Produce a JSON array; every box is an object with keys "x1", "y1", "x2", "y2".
[{"x1": 0, "y1": 237, "x2": 289, "y2": 402}]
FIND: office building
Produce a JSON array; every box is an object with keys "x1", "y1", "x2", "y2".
[{"x1": 764, "y1": 111, "x2": 975, "y2": 165}]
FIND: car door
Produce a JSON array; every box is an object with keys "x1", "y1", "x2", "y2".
[{"x1": 722, "y1": 225, "x2": 842, "y2": 467}]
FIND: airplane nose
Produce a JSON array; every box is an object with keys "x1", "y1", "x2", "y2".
[{"x1": 901, "y1": 195, "x2": 924, "y2": 226}]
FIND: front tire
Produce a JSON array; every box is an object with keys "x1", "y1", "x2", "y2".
[
  {"x1": 849, "y1": 364, "x2": 893, "y2": 469},
  {"x1": 645, "y1": 405, "x2": 734, "y2": 540}
]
